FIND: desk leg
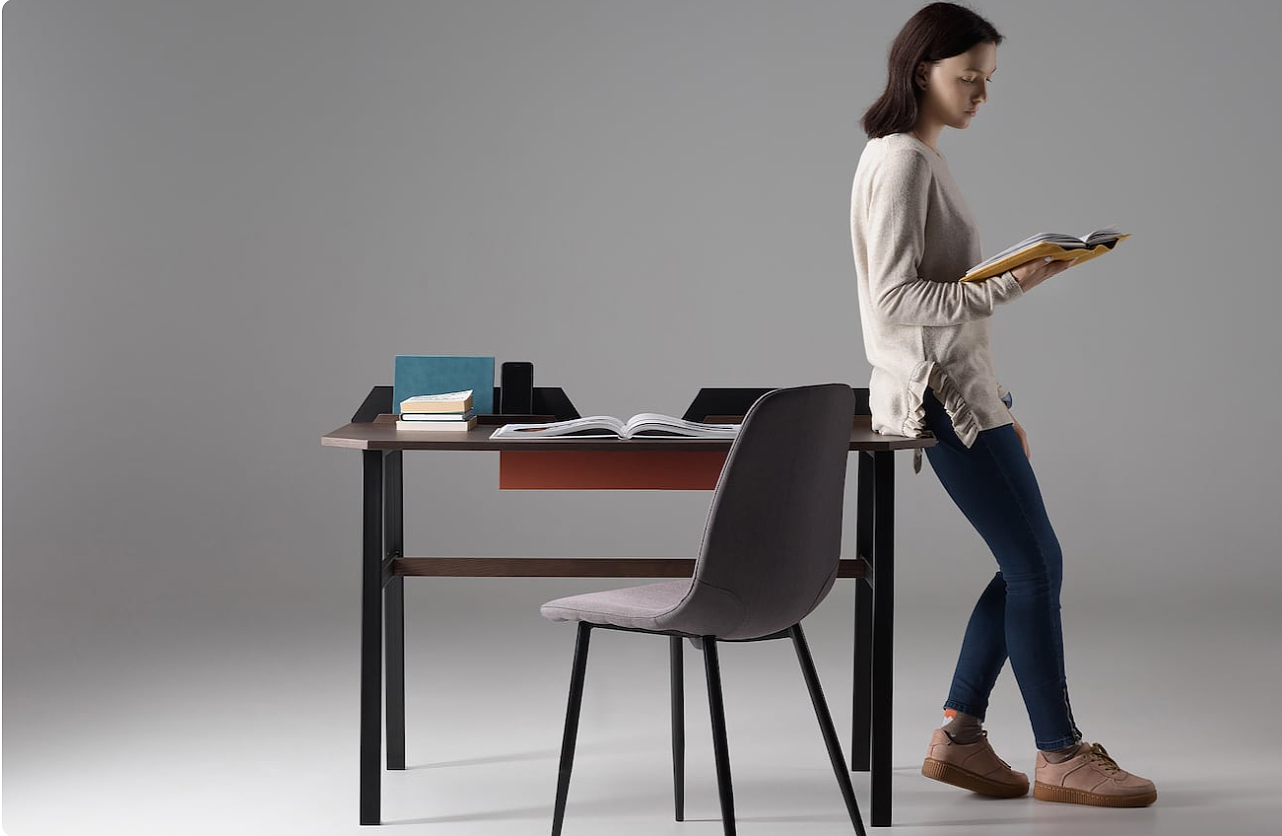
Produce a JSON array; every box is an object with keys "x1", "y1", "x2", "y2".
[
  {"x1": 870, "y1": 451, "x2": 895, "y2": 827},
  {"x1": 361, "y1": 451, "x2": 385, "y2": 825},
  {"x1": 852, "y1": 451, "x2": 874, "y2": 772},
  {"x1": 385, "y1": 451, "x2": 405, "y2": 771}
]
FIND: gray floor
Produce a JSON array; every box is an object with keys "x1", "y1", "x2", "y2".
[{"x1": 4, "y1": 578, "x2": 1280, "y2": 836}]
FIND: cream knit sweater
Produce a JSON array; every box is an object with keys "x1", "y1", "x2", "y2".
[{"x1": 850, "y1": 132, "x2": 1024, "y2": 472}]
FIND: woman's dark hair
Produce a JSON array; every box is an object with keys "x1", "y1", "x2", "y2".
[{"x1": 860, "y1": 2, "x2": 1004, "y2": 138}]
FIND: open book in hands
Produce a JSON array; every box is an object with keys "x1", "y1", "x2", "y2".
[
  {"x1": 959, "y1": 225, "x2": 1131, "y2": 282},
  {"x1": 489, "y1": 413, "x2": 741, "y2": 440}
]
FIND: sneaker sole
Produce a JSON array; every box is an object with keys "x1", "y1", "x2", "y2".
[
  {"x1": 922, "y1": 758, "x2": 1029, "y2": 798},
  {"x1": 1033, "y1": 780, "x2": 1157, "y2": 807}
]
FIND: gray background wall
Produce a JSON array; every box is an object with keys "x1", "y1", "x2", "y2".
[{"x1": 5, "y1": 1, "x2": 1281, "y2": 834}]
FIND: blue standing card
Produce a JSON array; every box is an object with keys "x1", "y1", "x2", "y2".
[{"x1": 393, "y1": 355, "x2": 495, "y2": 415}]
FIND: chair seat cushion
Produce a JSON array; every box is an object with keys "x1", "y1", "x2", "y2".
[{"x1": 540, "y1": 578, "x2": 744, "y2": 636}]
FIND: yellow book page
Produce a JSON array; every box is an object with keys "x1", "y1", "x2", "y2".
[{"x1": 959, "y1": 234, "x2": 1131, "y2": 283}]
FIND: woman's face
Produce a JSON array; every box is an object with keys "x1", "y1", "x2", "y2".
[{"x1": 917, "y1": 43, "x2": 997, "y2": 129}]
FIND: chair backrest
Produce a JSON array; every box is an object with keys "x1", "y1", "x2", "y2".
[{"x1": 670, "y1": 383, "x2": 856, "y2": 641}]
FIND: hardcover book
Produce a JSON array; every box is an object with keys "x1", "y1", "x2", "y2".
[
  {"x1": 400, "y1": 390, "x2": 474, "y2": 414},
  {"x1": 960, "y1": 226, "x2": 1130, "y2": 282}
]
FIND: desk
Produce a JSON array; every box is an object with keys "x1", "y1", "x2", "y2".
[{"x1": 322, "y1": 402, "x2": 933, "y2": 827}]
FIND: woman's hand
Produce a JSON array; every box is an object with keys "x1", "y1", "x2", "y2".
[
  {"x1": 1010, "y1": 255, "x2": 1078, "y2": 292},
  {"x1": 1011, "y1": 417, "x2": 1030, "y2": 460}
]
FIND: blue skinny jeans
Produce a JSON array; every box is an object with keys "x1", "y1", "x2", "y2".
[{"x1": 921, "y1": 385, "x2": 1083, "y2": 751}]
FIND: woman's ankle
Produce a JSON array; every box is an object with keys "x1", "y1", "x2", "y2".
[
  {"x1": 1040, "y1": 741, "x2": 1084, "y2": 763},
  {"x1": 940, "y1": 709, "x2": 985, "y2": 744}
]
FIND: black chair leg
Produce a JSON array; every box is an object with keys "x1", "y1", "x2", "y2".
[
  {"x1": 670, "y1": 636, "x2": 685, "y2": 821},
  {"x1": 551, "y1": 622, "x2": 592, "y2": 836},
  {"x1": 790, "y1": 623, "x2": 867, "y2": 836},
  {"x1": 702, "y1": 635, "x2": 737, "y2": 836}
]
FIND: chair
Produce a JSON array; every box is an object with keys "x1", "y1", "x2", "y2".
[{"x1": 539, "y1": 383, "x2": 866, "y2": 836}]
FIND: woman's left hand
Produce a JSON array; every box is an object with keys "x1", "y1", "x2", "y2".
[{"x1": 1012, "y1": 417, "x2": 1030, "y2": 460}]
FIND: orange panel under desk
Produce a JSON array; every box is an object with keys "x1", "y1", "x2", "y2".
[{"x1": 499, "y1": 449, "x2": 729, "y2": 490}]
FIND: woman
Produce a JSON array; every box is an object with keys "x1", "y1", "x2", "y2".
[{"x1": 850, "y1": 2, "x2": 1155, "y2": 808}]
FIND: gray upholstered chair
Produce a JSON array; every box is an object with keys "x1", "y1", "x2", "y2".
[{"x1": 539, "y1": 383, "x2": 865, "y2": 836}]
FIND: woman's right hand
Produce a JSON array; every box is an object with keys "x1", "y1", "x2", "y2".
[{"x1": 1010, "y1": 255, "x2": 1078, "y2": 292}]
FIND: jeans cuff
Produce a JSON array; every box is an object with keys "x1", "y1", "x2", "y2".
[
  {"x1": 1035, "y1": 732, "x2": 1083, "y2": 751},
  {"x1": 942, "y1": 698, "x2": 986, "y2": 722}
]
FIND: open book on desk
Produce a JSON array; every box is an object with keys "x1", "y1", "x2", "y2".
[
  {"x1": 489, "y1": 413, "x2": 741, "y2": 440},
  {"x1": 960, "y1": 225, "x2": 1131, "y2": 282}
]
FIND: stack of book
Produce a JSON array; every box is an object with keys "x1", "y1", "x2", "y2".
[{"x1": 395, "y1": 389, "x2": 478, "y2": 431}]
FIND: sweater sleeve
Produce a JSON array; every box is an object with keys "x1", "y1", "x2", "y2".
[{"x1": 866, "y1": 150, "x2": 1024, "y2": 326}]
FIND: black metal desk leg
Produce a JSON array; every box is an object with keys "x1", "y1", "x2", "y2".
[
  {"x1": 361, "y1": 451, "x2": 385, "y2": 825},
  {"x1": 385, "y1": 451, "x2": 405, "y2": 771},
  {"x1": 852, "y1": 450, "x2": 874, "y2": 772},
  {"x1": 871, "y1": 451, "x2": 895, "y2": 827}
]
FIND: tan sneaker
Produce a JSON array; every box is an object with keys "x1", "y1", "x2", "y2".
[
  {"x1": 1034, "y1": 742, "x2": 1157, "y2": 807},
  {"x1": 921, "y1": 728, "x2": 1029, "y2": 798}
]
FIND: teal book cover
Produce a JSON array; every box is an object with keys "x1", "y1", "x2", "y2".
[{"x1": 393, "y1": 356, "x2": 495, "y2": 415}]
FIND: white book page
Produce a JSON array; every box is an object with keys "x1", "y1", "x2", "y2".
[
  {"x1": 1081, "y1": 225, "x2": 1123, "y2": 245},
  {"x1": 490, "y1": 415, "x2": 626, "y2": 438},
  {"x1": 622, "y1": 413, "x2": 741, "y2": 437}
]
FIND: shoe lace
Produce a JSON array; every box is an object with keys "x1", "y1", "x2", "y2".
[{"x1": 1083, "y1": 742, "x2": 1122, "y2": 774}]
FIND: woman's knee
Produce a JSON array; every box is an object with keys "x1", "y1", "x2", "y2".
[
  {"x1": 1002, "y1": 541, "x2": 1063, "y2": 600},
  {"x1": 1002, "y1": 567, "x2": 1053, "y2": 597}
]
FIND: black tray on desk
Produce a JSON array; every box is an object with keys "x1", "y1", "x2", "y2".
[{"x1": 352, "y1": 386, "x2": 582, "y2": 424}]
